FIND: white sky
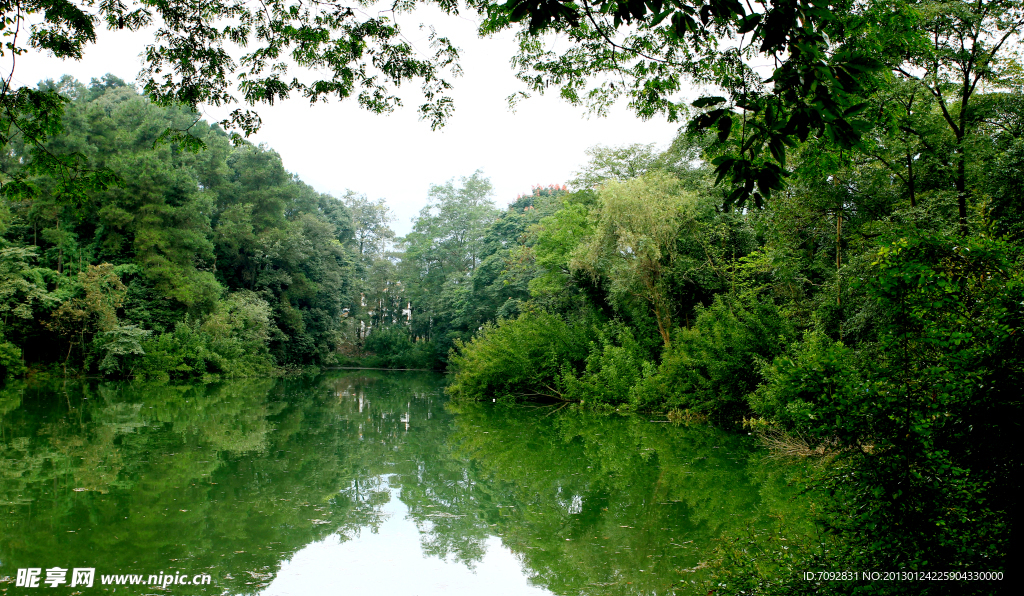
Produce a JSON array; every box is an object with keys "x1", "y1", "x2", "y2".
[
  {"x1": 259, "y1": 479, "x2": 552, "y2": 596},
  {"x1": 11, "y1": 7, "x2": 687, "y2": 235}
]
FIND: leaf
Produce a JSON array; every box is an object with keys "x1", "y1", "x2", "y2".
[
  {"x1": 650, "y1": 8, "x2": 672, "y2": 27},
  {"x1": 691, "y1": 96, "x2": 727, "y2": 108},
  {"x1": 737, "y1": 13, "x2": 762, "y2": 34},
  {"x1": 843, "y1": 102, "x2": 869, "y2": 117},
  {"x1": 717, "y1": 115, "x2": 733, "y2": 142},
  {"x1": 713, "y1": 157, "x2": 735, "y2": 185},
  {"x1": 725, "y1": 186, "x2": 746, "y2": 210},
  {"x1": 768, "y1": 137, "x2": 786, "y2": 167}
]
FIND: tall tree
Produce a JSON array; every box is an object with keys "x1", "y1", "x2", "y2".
[
  {"x1": 882, "y1": 0, "x2": 1024, "y2": 232},
  {"x1": 344, "y1": 192, "x2": 396, "y2": 264},
  {"x1": 572, "y1": 173, "x2": 697, "y2": 347},
  {"x1": 568, "y1": 144, "x2": 660, "y2": 189},
  {"x1": 398, "y1": 171, "x2": 498, "y2": 347}
]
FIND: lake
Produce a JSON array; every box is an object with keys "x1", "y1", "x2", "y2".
[{"x1": 0, "y1": 371, "x2": 809, "y2": 595}]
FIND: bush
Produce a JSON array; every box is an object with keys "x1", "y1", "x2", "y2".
[
  {"x1": 446, "y1": 310, "x2": 593, "y2": 401},
  {"x1": 558, "y1": 324, "x2": 652, "y2": 406},
  {"x1": 136, "y1": 319, "x2": 275, "y2": 380},
  {"x1": 362, "y1": 325, "x2": 439, "y2": 369},
  {"x1": 750, "y1": 332, "x2": 863, "y2": 434},
  {"x1": 723, "y1": 232, "x2": 1023, "y2": 593},
  {"x1": 95, "y1": 324, "x2": 152, "y2": 378},
  {"x1": 813, "y1": 232, "x2": 1022, "y2": 580},
  {"x1": 632, "y1": 293, "x2": 794, "y2": 418},
  {"x1": 0, "y1": 340, "x2": 26, "y2": 378}
]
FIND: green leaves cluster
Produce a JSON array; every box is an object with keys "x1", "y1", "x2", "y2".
[{"x1": 2, "y1": 0, "x2": 462, "y2": 136}]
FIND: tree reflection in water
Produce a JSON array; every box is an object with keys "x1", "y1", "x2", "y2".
[{"x1": 0, "y1": 373, "x2": 809, "y2": 595}]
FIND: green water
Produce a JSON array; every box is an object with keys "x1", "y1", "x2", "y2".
[{"x1": 0, "y1": 372, "x2": 808, "y2": 595}]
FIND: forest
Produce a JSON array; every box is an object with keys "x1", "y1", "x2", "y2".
[
  {"x1": 0, "y1": 75, "x2": 363, "y2": 379},
  {"x1": 1, "y1": 66, "x2": 1018, "y2": 590}
]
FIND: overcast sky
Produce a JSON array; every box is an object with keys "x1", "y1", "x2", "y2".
[{"x1": 12, "y1": 7, "x2": 688, "y2": 235}]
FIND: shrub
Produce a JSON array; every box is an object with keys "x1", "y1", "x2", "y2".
[
  {"x1": 446, "y1": 310, "x2": 593, "y2": 401},
  {"x1": 95, "y1": 324, "x2": 152, "y2": 378},
  {"x1": 750, "y1": 332, "x2": 863, "y2": 434},
  {"x1": 728, "y1": 232, "x2": 1023, "y2": 592},
  {"x1": 362, "y1": 325, "x2": 439, "y2": 369},
  {"x1": 559, "y1": 324, "x2": 651, "y2": 406},
  {"x1": 809, "y1": 232, "x2": 1023, "y2": 578},
  {"x1": 136, "y1": 319, "x2": 275, "y2": 380},
  {"x1": 0, "y1": 340, "x2": 26, "y2": 378},
  {"x1": 633, "y1": 293, "x2": 794, "y2": 419}
]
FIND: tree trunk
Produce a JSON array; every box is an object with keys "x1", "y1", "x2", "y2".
[
  {"x1": 906, "y1": 152, "x2": 916, "y2": 208},
  {"x1": 956, "y1": 147, "x2": 968, "y2": 235}
]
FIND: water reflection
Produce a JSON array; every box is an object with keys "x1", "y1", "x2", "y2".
[
  {"x1": 260, "y1": 475, "x2": 551, "y2": 596},
  {"x1": 0, "y1": 373, "x2": 807, "y2": 595}
]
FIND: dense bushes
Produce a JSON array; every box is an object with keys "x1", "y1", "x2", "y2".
[
  {"x1": 632, "y1": 294, "x2": 794, "y2": 417},
  {"x1": 0, "y1": 340, "x2": 26, "y2": 378},
  {"x1": 813, "y1": 233, "x2": 1020, "y2": 580},
  {"x1": 449, "y1": 291, "x2": 794, "y2": 417},
  {"x1": 559, "y1": 323, "x2": 652, "y2": 405},
  {"x1": 360, "y1": 325, "x2": 439, "y2": 369},
  {"x1": 705, "y1": 232, "x2": 1024, "y2": 595},
  {"x1": 446, "y1": 217, "x2": 1022, "y2": 590},
  {"x1": 446, "y1": 311, "x2": 594, "y2": 401},
  {"x1": 748, "y1": 332, "x2": 861, "y2": 431}
]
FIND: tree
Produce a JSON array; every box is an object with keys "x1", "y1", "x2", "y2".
[
  {"x1": 1, "y1": 0, "x2": 460, "y2": 136},
  {"x1": 0, "y1": 0, "x2": 462, "y2": 207},
  {"x1": 568, "y1": 143, "x2": 659, "y2": 189},
  {"x1": 397, "y1": 171, "x2": 497, "y2": 349},
  {"x1": 0, "y1": 246, "x2": 54, "y2": 327},
  {"x1": 0, "y1": 81, "x2": 362, "y2": 372},
  {"x1": 478, "y1": 0, "x2": 1024, "y2": 220},
  {"x1": 572, "y1": 172, "x2": 695, "y2": 346},
  {"x1": 855, "y1": 0, "x2": 1024, "y2": 233},
  {"x1": 0, "y1": 0, "x2": 943, "y2": 213},
  {"x1": 9, "y1": 0, "x2": 1006, "y2": 218},
  {"x1": 343, "y1": 192, "x2": 396, "y2": 264},
  {"x1": 476, "y1": 0, "x2": 889, "y2": 207}
]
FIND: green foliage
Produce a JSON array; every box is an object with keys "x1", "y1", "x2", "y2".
[
  {"x1": 721, "y1": 232, "x2": 1023, "y2": 594},
  {"x1": 571, "y1": 173, "x2": 698, "y2": 346},
  {"x1": 0, "y1": 246, "x2": 56, "y2": 325},
  {"x1": 136, "y1": 319, "x2": 274, "y2": 381},
  {"x1": 446, "y1": 311, "x2": 594, "y2": 402},
  {"x1": 567, "y1": 143, "x2": 660, "y2": 189},
  {"x1": 0, "y1": 340, "x2": 26, "y2": 378},
  {"x1": 480, "y1": 0, "x2": 895, "y2": 207},
  {"x1": 0, "y1": 0, "x2": 461, "y2": 180},
  {"x1": 558, "y1": 324, "x2": 652, "y2": 407},
  {"x1": 987, "y1": 135, "x2": 1024, "y2": 241},
  {"x1": 750, "y1": 332, "x2": 862, "y2": 431},
  {"x1": 361, "y1": 326, "x2": 438, "y2": 369},
  {"x1": 395, "y1": 171, "x2": 500, "y2": 357},
  {"x1": 96, "y1": 324, "x2": 152, "y2": 377},
  {"x1": 632, "y1": 293, "x2": 794, "y2": 418},
  {"x1": 0, "y1": 82, "x2": 359, "y2": 375},
  {"x1": 821, "y1": 232, "x2": 1020, "y2": 575},
  {"x1": 528, "y1": 197, "x2": 596, "y2": 311},
  {"x1": 129, "y1": 292, "x2": 279, "y2": 380},
  {"x1": 0, "y1": 2, "x2": 1018, "y2": 586}
]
